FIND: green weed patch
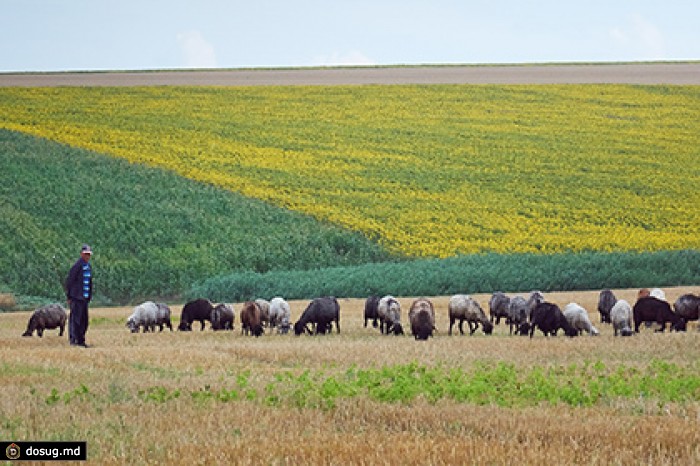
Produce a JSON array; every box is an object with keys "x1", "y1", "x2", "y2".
[{"x1": 32, "y1": 360, "x2": 699, "y2": 411}]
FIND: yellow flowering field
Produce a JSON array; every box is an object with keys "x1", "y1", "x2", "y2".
[{"x1": 0, "y1": 85, "x2": 698, "y2": 257}]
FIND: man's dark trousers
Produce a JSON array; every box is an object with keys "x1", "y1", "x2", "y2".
[{"x1": 69, "y1": 299, "x2": 89, "y2": 346}]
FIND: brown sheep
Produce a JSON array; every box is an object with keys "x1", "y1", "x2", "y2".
[
  {"x1": 241, "y1": 301, "x2": 264, "y2": 337},
  {"x1": 409, "y1": 298, "x2": 435, "y2": 340}
]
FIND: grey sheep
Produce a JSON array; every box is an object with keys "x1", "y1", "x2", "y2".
[{"x1": 22, "y1": 303, "x2": 67, "y2": 337}]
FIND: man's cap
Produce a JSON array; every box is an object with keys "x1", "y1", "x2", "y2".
[{"x1": 81, "y1": 244, "x2": 92, "y2": 254}]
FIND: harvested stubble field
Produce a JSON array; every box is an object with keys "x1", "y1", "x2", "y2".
[{"x1": 1, "y1": 287, "x2": 699, "y2": 465}]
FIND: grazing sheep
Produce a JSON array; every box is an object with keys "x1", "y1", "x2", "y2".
[
  {"x1": 610, "y1": 300, "x2": 633, "y2": 337},
  {"x1": 489, "y1": 292, "x2": 510, "y2": 325},
  {"x1": 22, "y1": 303, "x2": 67, "y2": 337},
  {"x1": 126, "y1": 301, "x2": 158, "y2": 333},
  {"x1": 650, "y1": 288, "x2": 666, "y2": 301},
  {"x1": 154, "y1": 303, "x2": 173, "y2": 331},
  {"x1": 636, "y1": 289, "x2": 656, "y2": 328},
  {"x1": 563, "y1": 303, "x2": 600, "y2": 336},
  {"x1": 409, "y1": 298, "x2": 434, "y2": 340},
  {"x1": 597, "y1": 289, "x2": 617, "y2": 324},
  {"x1": 211, "y1": 303, "x2": 234, "y2": 331},
  {"x1": 673, "y1": 294, "x2": 700, "y2": 328},
  {"x1": 241, "y1": 301, "x2": 264, "y2": 337},
  {"x1": 448, "y1": 294, "x2": 493, "y2": 336},
  {"x1": 530, "y1": 302, "x2": 578, "y2": 338},
  {"x1": 633, "y1": 297, "x2": 686, "y2": 333},
  {"x1": 526, "y1": 291, "x2": 545, "y2": 320},
  {"x1": 507, "y1": 296, "x2": 530, "y2": 335},
  {"x1": 363, "y1": 295, "x2": 380, "y2": 328},
  {"x1": 255, "y1": 299, "x2": 271, "y2": 327},
  {"x1": 178, "y1": 299, "x2": 213, "y2": 331},
  {"x1": 269, "y1": 297, "x2": 291, "y2": 334},
  {"x1": 294, "y1": 297, "x2": 340, "y2": 336},
  {"x1": 377, "y1": 296, "x2": 404, "y2": 335}
]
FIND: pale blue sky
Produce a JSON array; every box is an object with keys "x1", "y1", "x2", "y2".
[{"x1": 1, "y1": 0, "x2": 698, "y2": 72}]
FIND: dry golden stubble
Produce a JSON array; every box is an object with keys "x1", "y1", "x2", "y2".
[{"x1": 1, "y1": 287, "x2": 698, "y2": 464}]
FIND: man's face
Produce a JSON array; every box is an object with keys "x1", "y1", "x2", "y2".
[{"x1": 81, "y1": 252, "x2": 92, "y2": 262}]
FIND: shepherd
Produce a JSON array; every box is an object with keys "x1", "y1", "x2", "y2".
[{"x1": 66, "y1": 244, "x2": 93, "y2": 347}]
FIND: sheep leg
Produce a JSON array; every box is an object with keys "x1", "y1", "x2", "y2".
[
  {"x1": 448, "y1": 317, "x2": 455, "y2": 335},
  {"x1": 59, "y1": 324, "x2": 64, "y2": 336},
  {"x1": 468, "y1": 321, "x2": 477, "y2": 336},
  {"x1": 458, "y1": 319, "x2": 465, "y2": 335}
]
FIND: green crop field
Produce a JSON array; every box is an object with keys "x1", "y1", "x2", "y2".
[
  {"x1": 1, "y1": 85, "x2": 699, "y2": 257},
  {"x1": 0, "y1": 130, "x2": 394, "y2": 305},
  {"x1": 0, "y1": 83, "x2": 699, "y2": 305}
]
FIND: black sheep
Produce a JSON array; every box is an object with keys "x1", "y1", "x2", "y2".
[
  {"x1": 363, "y1": 295, "x2": 380, "y2": 328},
  {"x1": 633, "y1": 296, "x2": 686, "y2": 333},
  {"x1": 294, "y1": 297, "x2": 340, "y2": 336},
  {"x1": 673, "y1": 294, "x2": 700, "y2": 324},
  {"x1": 178, "y1": 299, "x2": 213, "y2": 331},
  {"x1": 597, "y1": 289, "x2": 617, "y2": 324},
  {"x1": 529, "y1": 302, "x2": 578, "y2": 338},
  {"x1": 211, "y1": 303, "x2": 234, "y2": 331}
]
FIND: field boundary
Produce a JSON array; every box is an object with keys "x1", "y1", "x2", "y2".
[{"x1": 2, "y1": 63, "x2": 700, "y2": 87}]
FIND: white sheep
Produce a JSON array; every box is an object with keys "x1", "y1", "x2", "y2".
[
  {"x1": 610, "y1": 300, "x2": 633, "y2": 336},
  {"x1": 448, "y1": 294, "x2": 493, "y2": 336},
  {"x1": 650, "y1": 288, "x2": 666, "y2": 301},
  {"x1": 563, "y1": 303, "x2": 600, "y2": 336},
  {"x1": 269, "y1": 297, "x2": 291, "y2": 334},
  {"x1": 126, "y1": 301, "x2": 158, "y2": 333},
  {"x1": 378, "y1": 295, "x2": 403, "y2": 335}
]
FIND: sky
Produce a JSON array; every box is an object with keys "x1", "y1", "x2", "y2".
[{"x1": 1, "y1": 0, "x2": 698, "y2": 72}]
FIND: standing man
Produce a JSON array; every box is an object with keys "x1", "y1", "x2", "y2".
[{"x1": 66, "y1": 244, "x2": 93, "y2": 347}]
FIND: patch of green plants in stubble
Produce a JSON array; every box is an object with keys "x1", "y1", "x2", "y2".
[
  {"x1": 121, "y1": 360, "x2": 699, "y2": 409},
  {"x1": 29, "y1": 361, "x2": 698, "y2": 412},
  {"x1": 267, "y1": 360, "x2": 700, "y2": 410}
]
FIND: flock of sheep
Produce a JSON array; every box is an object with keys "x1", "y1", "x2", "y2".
[{"x1": 20, "y1": 288, "x2": 700, "y2": 341}]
